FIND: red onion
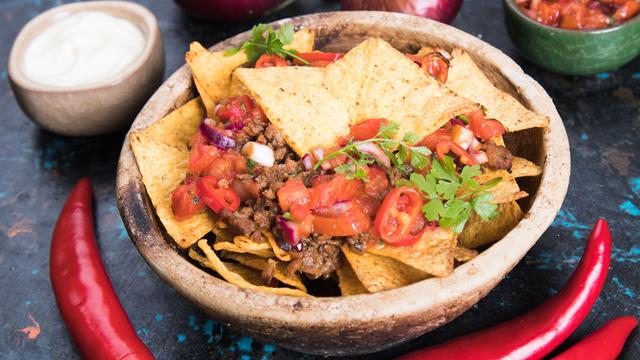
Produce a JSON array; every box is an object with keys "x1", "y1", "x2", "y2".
[
  {"x1": 200, "y1": 118, "x2": 236, "y2": 150},
  {"x1": 341, "y1": 0, "x2": 463, "y2": 24},
  {"x1": 224, "y1": 120, "x2": 245, "y2": 131},
  {"x1": 312, "y1": 201, "x2": 353, "y2": 217},
  {"x1": 302, "y1": 153, "x2": 314, "y2": 170},
  {"x1": 174, "y1": 0, "x2": 287, "y2": 22},
  {"x1": 278, "y1": 216, "x2": 301, "y2": 245},
  {"x1": 356, "y1": 142, "x2": 391, "y2": 168},
  {"x1": 312, "y1": 147, "x2": 333, "y2": 171},
  {"x1": 450, "y1": 117, "x2": 465, "y2": 126}
]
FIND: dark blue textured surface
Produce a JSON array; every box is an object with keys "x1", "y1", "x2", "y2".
[{"x1": 0, "y1": 1, "x2": 638, "y2": 359}]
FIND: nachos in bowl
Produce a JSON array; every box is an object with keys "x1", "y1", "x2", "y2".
[{"x1": 130, "y1": 24, "x2": 548, "y2": 297}]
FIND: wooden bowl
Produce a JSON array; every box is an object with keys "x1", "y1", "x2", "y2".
[
  {"x1": 117, "y1": 11, "x2": 570, "y2": 356},
  {"x1": 8, "y1": 1, "x2": 164, "y2": 136}
]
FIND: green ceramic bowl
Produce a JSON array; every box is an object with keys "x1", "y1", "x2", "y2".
[{"x1": 504, "y1": 0, "x2": 640, "y2": 75}]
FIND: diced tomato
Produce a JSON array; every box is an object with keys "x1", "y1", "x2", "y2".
[
  {"x1": 374, "y1": 186, "x2": 425, "y2": 245},
  {"x1": 277, "y1": 179, "x2": 311, "y2": 221},
  {"x1": 255, "y1": 54, "x2": 289, "y2": 68},
  {"x1": 468, "y1": 110, "x2": 506, "y2": 141},
  {"x1": 422, "y1": 54, "x2": 449, "y2": 83},
  {"x1": 188, "y1": 144, "x2": 220, "y2": 175},
  {"x1": 190, "y1": 131, "x2": 209, "y2": 148},
  {"x1": 420, "y1": 128, "x2": 452, "y2": 151},
  {"x1": 311, "y1": 174, "x2": 333, "y2": 187},
  {"x1": 196, "y1": 176, "x2": 240, "y2": 214},
  {"x1": 350, "y1": 118, "x2": 389, "y2": 141},
  {"x1": 171, "y1": 182, "x2": 205, "y2": 221},
  {"x1": 309, "y1": 174, "x2": 362, "y2": 209},
  {"x1": 615, "y1": 1, "x2": 640, "y2": 22},
  {"x1": 537, "y1": 2, "x2": 561, "y2": 25},
  {"x1": 435, "y1": 140, "x2": 477, "y2": 165},
  {"x1": 215, "y1": 95, "x2": 252, "y2": 121},
  {"x1": 312, "y1": 202, "x2": 370, "y2": 236},
  {"x1": 364, "y1": 167, "x2": 389, "y2": 198},
  {"x1": 293, "y1": 52, "x2": 344, "y2": 66}
]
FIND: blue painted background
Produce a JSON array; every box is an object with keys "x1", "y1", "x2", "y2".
[{"x1": 0, "y1": 0, "x2": 638, "y2": 359}]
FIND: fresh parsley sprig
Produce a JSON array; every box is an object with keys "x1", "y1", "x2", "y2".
[
  {"x1": 225, "y1": 23, "x2": 308, "y2": 64},
  {"x1": 314, "y1": 121, "x2": 432, "y2": 181},
  {"x1": 406, "y1": 156, "x2": 502, "y2": 233}
]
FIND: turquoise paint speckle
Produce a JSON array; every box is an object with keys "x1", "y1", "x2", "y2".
[
  {"x1": 188, "y1": 314, "x2": 200, "y2": 331},
  {"x1": 571, "y1": 230, "x2": 582, "y2": 239},
  {"x1": 136, "y1": 271, "x2": 147, "y2": 277},
  {"x1": 263, "y1": 344, "x2": 276, "y2": 353},
  {"x1": 620, "y1": 200, "x2": 640, "y2": 216},
  {"x1": 596, "y1": 72, "x2": 610, "y2": 79},
  {"x1": 0, "y1": 70, "x2": 6, "y2": 80},
  {"x1": 237, "y1": 336, "x2": 253, "y2": 352},
  {"x1": 579, "y1": 133, "x2": 588, "y2": 140},
  {"x1": 177, "y1": 334, "x2": 186, "y2": 343},
  {"x1": 136, "y1": 328, "x2": 149, "y2": 337},
  {"x1": 202, "y1": 319, "x2": 214, "y2": 343},
  {"x1": 612, "y1": 277, "x2": 635, "y2": 299},
  {"x1": 155, "y1": 314, "x2": 164, "y2": 322},
  {"x1": 552, "y1": 210, "x2": 590, "y2": 237},
  {"x1": 31, "y1": 268, "x2": 39, "y2": 275},
  {"x1": 25, "y1": 300, "x2": 32, "y2": 306},
  {"x1": 630, "y1": 247, "x2": 640, "y2": 256},
  {"x1": 116, "y1": 219, "x2": 128, "y2": 240},
  {"x1": 0, "y1": 191, "x2": 7, "y2": 199},
  {"x1": 241, "y1": 355, "x2": 251, "y2": 360},
  {"x1": 629, "y1": 178, "x2": 640, "y2": 197},
  {"x1": 633, "y1": 72, "x2": 640, "y2": 79},
  {"x1": 612, "y1": 246, "x2": 640, "y2": 264}
]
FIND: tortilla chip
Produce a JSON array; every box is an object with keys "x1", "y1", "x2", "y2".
[
  {"x1": 130, "y1": 99, "x2": 215, "y2": 248},
  {"x1": 211, "y1": 225, "x2": 235, "y2": 243},
  {"x1": 264, "y1": 231, "x2": 292, "y2": 261},
  {"x1": 336, "y1": 262, "x2": 370, "y2": 296},
  {"x1": 221, "y1": 252, "x2": 307, "y2": 292},
  {"x1": 459, "y1": 201, "x2": 524, "y2": 249},
  {"x1": 194, "y1": 240, "x2": 307, "y2": 296},
  {"x1": 476, "y1": 156, "x2": 542, "y2": 204},
  {"x1": 368, "y1": 228, "x2": 457, "y2": 277},
  {"x1": 186, "y1": 30, "x2": 316, "y2": 116},
  {"x1": 454, "y1": 246, "x2": 478, "y2": 262},
  {"x1": 234, "y1": 38, "x2": 478, "y2": 156},
  {"x1": 341, "y1": 246, "x2": 430, "y2": 293},
  {"x1": 443, "y1": 48, "x2": 549, "y2": 132},
  {"x1": 213, "y1": 241, "x2": 275, "y2": 258}
]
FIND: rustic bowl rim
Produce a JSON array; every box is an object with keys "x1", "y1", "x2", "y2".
[
  {"x1": 117, "y1": 10, "x2": 570, "y2": 353},
  {"x1": 8, "y1": 0, "x2": 159, "y2": 94}
]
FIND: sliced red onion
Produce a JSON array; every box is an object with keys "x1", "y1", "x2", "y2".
[
  {"x1": 224, "y1": 120, "x2": 245, "y2": 131},
  {"x1": 450, "y1": 118, "x2": 465, "y2": 126},
  {"x1": 470, "y1": 150, "x2": 488, "y2": 164},
  {"x1": 356, "y1": 142, "x2": 391, "y2": 168},
  {"x1": 278, "y1": 216, "x2": 301, "y2": 245},
  {"x1": 312, "y1": 201, "x2": 352, "y2": 217},
  {"x1": 302, "y1": 153, "x2": 314, "y2": 170},
  {"x1": 311, "y1": 147, "x2": 324, "y2": 161},
  {"x1": 451, "y1": 125, "x2": 474, "y2": 150},
  {"x1": 200, "y1": 118, "x2": 236, "y2": 150},
  {"x1": 469, "y1": 138, "x2": 483, "y2": 152}
]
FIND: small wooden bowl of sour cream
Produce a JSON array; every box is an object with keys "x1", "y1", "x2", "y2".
[{"x1": 8, "y1": 1, "x2": 164, "y2": 136}]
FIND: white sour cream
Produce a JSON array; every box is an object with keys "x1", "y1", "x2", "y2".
[{"x1": 22, "y1": 11, "x2": 145, "y2": 87}]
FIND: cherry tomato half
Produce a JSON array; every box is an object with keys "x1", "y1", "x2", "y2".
[
  {"x1": 374, "y1": 186, "x2": 425, "y2": 244},
  {"x1": 422, "y1": 54, "x2": 449, "y2": 84},
  {"x1": 196, "y1": 176, "x2": 240, "y2": 214},
  {"x1": 468, "y1": 110, "x2": 506, "y2": 141},
  {"x1": 255, "y1": 54, "x2": 289, "y2": 68},
  {"x1": 312, "y1": 202, "x2": 370, "y2": 237}
]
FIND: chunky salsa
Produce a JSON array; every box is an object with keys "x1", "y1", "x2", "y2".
[{"x1": 516, "y1": 0, "x2": 640, "y2": 29}]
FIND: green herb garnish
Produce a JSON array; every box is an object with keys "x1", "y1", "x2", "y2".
[
  {"x1": 246, "y1": 158, "x2": 258, "y2": 172},
  {"x1": 225, "y1": 23, "x2": 308, "y2": 64},
  {"x1": 457, "y1": 114, "x2": 470, "y2": 124},
  {"x1": 282, "y1": 212, "x2": 293, "y2": 220}
]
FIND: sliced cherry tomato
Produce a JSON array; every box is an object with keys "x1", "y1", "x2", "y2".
[
  {"x1": 188, "y1": 144, "x2": 220, "y2": 175},
  {"x1": 350, "y1": 118, "x2": 389, "y2": 141},
  {"x1": 215, "y1": 95, "x2": 252, "y2": 121},
  {"x1": 364, "y1": 167, "x2": 389, "y2": 199},
  {"x1": 422, "y1": 54, "x2": 449, "y2": 83},
  {"x1": 405, "y1": 53, "x2": 423, "y2": 64},
  {"x1": 374, "y1": 186, "x2": 425, "y2": 244},
  {"x1": 420, "y1": 128, "x2": 452, "y2": 151},
  {"x1": 312, "y1": 202, "x2": 370, "y2": 237},
  {"x1": 196, "y1": 176, "x2": 240, "y2": 214},
  {"x1": 435, "y1": 140, "x2": 477, "y2": 165},
  {"x1": 255, "y1": 54, "x2": 289, "y2": 68},
  {"x1": 293, "y1": 52, "x2": 344, "y2": 66},
  {"x1": 310, "y1": 174, "x2": 362, "y2": 209},
  {"x1": 277, "y1": 179, "x2": 311, "y2": 221},
  {"x1": 468, "y1": 110, "x2": 506, "y2": 141},
  {"x1": 172, "y1": 182, "x2": 206, "y2": 221}
]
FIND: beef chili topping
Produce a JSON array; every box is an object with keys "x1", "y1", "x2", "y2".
[{"x1": 172, "y1": 96, "x2": 510, "y2": 280}]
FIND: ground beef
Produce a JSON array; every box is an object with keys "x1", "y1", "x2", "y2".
[
  {"x1": 346, "y1": 232, "x2": 370, "y2": 253},
  {"x1": 220, "y1": 207, "x2": 257, "y2": 235},
  {"x1": 484, "y1": 142, "x2": 513, "y2": 170},
  {"x1": 287, "y1": 235, "x2": 342, "y2": 279}
]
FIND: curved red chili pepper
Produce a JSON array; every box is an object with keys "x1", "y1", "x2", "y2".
[
  {"x1": 398, "y1": 219, "x2": 612, "y2": 360},
  {"x1": 50, "y1": 178, "x2": 154, "y2": 360},
  {"x1": 435, "y1": 140, "x2": 477, "y2": 165},
  {"x1": 552, "y1": 316, "x2": 637, "y2": 360}
]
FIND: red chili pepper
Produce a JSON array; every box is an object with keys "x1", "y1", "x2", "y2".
[
  {"x1": 398, "y1": 219, "x2": 612, "y2": 360},
  {"x1": 50, "y1": 178, "x2": 154, "y2": 360},
  {"x1": 552, "y1": 316, "x2": 637, "y2": 360},
  {"x1": 435, "y1": 140, "x2": 477, "y2": 165}
]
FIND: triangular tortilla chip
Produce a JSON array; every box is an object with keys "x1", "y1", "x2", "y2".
[
  {"x1": 416, "y1": 47, "x2": 549, "y2": 132},
  {"x1": 186, "y1": 29, "x2": 316, "y2": 116},
  {"x1": 234, "y1": 38, "x2": 478, "y2": 156},
  {"x1": 459, "y1": 201, "x2": 524, "y2": 249},
  {"x1": 454, "y1": 246, "x2": 478, "y2": 262},
  {"x1": 129, "y1": 98, "x2": 215, "y2": 248},
  {"x1": 221, "y1": 252, "x2": 307, "y2": 292},
  {"x1": 213, "y1": 241, "x2": 275, "y2": 258},
  {"x1": 478, "y1": 156, "x2": 542, "y2": 204},
  {"x1": 336, "y1": 261, "x2": 370, "y2": 296},
  {"x1": 194, "y1": 240, "x2": 307, "y2": 296},
  {"x1": 367, "y1": 228, "x2": 457, "y2": 277},
  {"x1": 341, "y1": 246, "x2": 430, "y2": 293}
]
